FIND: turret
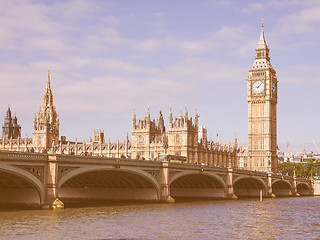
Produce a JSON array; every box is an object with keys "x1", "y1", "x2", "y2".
[
  {"x1": 5, "y1": 106, "x2": 11, "y2": 123},
  {"x1": 169, "y1": 107, "x2": 173, "y2": 127},
  {"x1": 157, "y1": 111, "x2": 165, "y2": 133},
  {"x1": 194, "y1": 109, "x2": 199, "y2": 128},
  {"x1": 132, "y1": 109, "x2": 136, "y2": 129},
  {"x1": 2, "y1": 106, "x2": 21, "y2": 139},
  {"x1": 233, "y1": 134, "x2": 238, "y2": 151},
  {"x1": 184, "y1": 106, "x2": 188, "y2": 123},
  {"x1": 146, "y1": 107, "x2": 151, "y2": 126}
]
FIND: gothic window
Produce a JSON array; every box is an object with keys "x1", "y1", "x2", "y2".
[{"x1": 175, "y1": 134, "x2": 180, "y2": 144}]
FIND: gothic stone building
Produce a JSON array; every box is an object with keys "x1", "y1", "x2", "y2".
[
  {"x1": 247, "y1": 21, "x2": 278, "y2": 172},
  {"x1": 131, "y1": 108, "x2": 238, "y2": 167}
]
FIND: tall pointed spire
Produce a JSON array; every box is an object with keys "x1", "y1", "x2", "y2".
[
  {"x1": 5, "y1": 105, "x2": 12, "y2": 120},
  {"x1": 42, "y1": 69, "x2": 54, "y2": 108},
  {"x1": 253, "y1": 18, "x2": 270, "y2": 63},
  {"x1": 169, "y1": 106, "x2": 173, "y2": 127},
  {"x1": 147, "y1": 107, "x2": 150, "y2": 122},
  {"x1": 132, "y1": 109, "x2": 136, "y2": 129},
  {"x1": 47, "y1": 69, "x2": 51, "y2": 89},
  {"x1": 256, "y1": 18, "x2": 268, "y2": 50}
]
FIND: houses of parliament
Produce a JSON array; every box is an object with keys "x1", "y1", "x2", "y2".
[{"x1": 0, "y1": 23, "x2": 277, "y2": 172}]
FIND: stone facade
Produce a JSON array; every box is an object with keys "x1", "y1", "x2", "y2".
[
  {"x1": 131, "y1": 108, "x2": 238, "y2": 167},
  {"x1": 247, "y1": 21, "x2": 278, "y2": 172}
]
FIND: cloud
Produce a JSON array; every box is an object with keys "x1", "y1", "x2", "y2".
[
  {"x1": 278, "y1": 7, "x2": 320, "y2": 34},
  {"x1": 134, "y1": 39, "x2": 161, "y2": 51},
  {"x1": 241, "y1": 3, "x2": 265, "y2": 14},
  {"x1": 210, "y1": 25, "x2": 255, "y2": 57},
  {"x1": 166, "y1": 58, "x2": 247, "y2": 83},
  {"x1": 269, "y1": 0, "x2": 320, "y2": 8},
  {"x1": 279, "y1": 64, "x2": 320, "y2": 85}
]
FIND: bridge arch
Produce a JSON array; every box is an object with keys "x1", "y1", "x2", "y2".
[
  {"x1": 0, "y1": 163, "x2": 44, "y2": 206},
  {"x1": 58, "y1": 166, "x2": 161, "y2": 202},
  {"x1": 233, "y1": 176, "x2": 267, "y2": 197},
  {"x1": 297, "y1": 182, "x2": 312, "y2": 196},
  {"x1": 272, "y1": 179, "x2": 293, "y2": 196},
  {"x1": 169, "y1": 171, "x2": 227, "y2": 199}
]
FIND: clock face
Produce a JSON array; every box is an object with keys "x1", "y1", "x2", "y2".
[
  {"x1": 252, "y1": 80, "x2": 265, "y2": 94},
  {"x1": 272, "y1": 82, "x2": 276, "y2": 94}
]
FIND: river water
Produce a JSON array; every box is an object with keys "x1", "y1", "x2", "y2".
[{"x1": 0, "y1": 197, "x2": 320, "y2": 240}]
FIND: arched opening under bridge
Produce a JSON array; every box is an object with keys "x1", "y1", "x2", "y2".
[
  {"x1": 233, "y1": 177, "x2": 267, "y2": 198},
  {"x1": 297, "y1": 183, "x2": 312, "y2": 196},
  {"x1": 272, "y1": 180, "x2": 293, "y2": 196},
  {"x1": 170, "y1": 173, "x2": 226, "y2": 199},
  {"x1": 58, "y1": 169, "x2": 159, "y2": 204},
  {"x1": 0, "y1": 170, "x2": 41, "y2": 208}
]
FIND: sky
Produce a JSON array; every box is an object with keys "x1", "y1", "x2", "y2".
[{"x1": 0, "y1": 0, "x2": 320, "y2": 154}]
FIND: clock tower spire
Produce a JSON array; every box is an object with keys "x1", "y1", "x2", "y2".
[{"x1": 247, "y1": 20, "x2": 278, "y2": 172}]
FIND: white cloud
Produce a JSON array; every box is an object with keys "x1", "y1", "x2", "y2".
[
  {"x1": 134, "y1": 39, "x2": 161, "y2": 51},
  {"x1": 167, "y1": 59, "x2": 247, "y2": 83},
  {"x1": 279, "y1": 7, "x2": 320, "y2": 34},
  {"x1": 241, "y1": 3, "x2": 265, "y2": 14}
]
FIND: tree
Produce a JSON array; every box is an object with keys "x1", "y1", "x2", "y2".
[{"x1": 278, "y1": 160, "x2": 320, "y2": 178}]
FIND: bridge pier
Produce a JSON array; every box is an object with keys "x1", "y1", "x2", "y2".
[
  {"x1": 266, "y1": 173, "x2": 274, "y2": 197},
  {"x1": 43, "y1": 155, "x2": 61, "y2": 209},
  {"x1": 160, "y1": 161, "x2": 174, "y2": 202},
  {"x1": 292, "y1": 176, "x2": 299, "y2": 197},
  {"x1": 227, "y1": 168, "x2": 237, "y2": 199}
]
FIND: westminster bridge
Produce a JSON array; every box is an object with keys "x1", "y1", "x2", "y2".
[{"x1": 0, "y1": 151, "x2": 313, "y2": 208}]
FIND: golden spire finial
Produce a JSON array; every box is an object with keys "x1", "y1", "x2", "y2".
[{"x1": 261, "y1": 17, "x2": 264, "y2": 29}]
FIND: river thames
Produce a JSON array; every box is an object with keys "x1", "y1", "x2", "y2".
[{"x1": 0, "y1": 197, "x2": 319, "y2": 240}]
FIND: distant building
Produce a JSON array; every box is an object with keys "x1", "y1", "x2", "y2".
[{"x1": 2, "y1": 106, "x2": 21, "y2": 140}]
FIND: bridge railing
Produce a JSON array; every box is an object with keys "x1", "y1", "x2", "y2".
[
  {"x1": 55, "y1": 154, "x2": 164, "y2": 167},
  {"x1": 0, "y1": 150, "x2": 48, "y2": 161}
]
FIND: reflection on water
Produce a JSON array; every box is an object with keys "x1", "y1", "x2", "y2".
[{"x1": 0, "y1": 197, "x2": 320, "y2": 240}]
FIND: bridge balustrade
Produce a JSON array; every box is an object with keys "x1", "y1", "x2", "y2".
[{"x1": 0, "y1": 151, "x2": 314, "y2": 208}]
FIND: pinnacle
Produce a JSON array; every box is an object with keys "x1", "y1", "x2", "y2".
[
  {"x1": 256, "y1": 20, "x2": 268, "y2": 50},
  {"x1": 47, "y1": 69, "x2": 51, "y2": 89}
]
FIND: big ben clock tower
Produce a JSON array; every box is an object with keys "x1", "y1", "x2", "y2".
[{"x1": 248, "y1": 20, "x2": 278, "y2": 172}]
